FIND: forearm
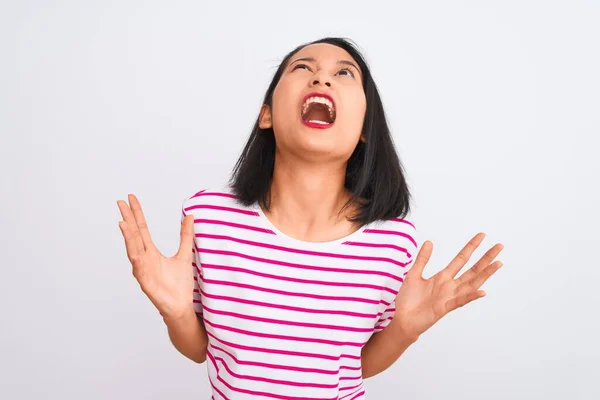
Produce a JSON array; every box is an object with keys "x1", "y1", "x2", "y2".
[
  {"x1": 163, "y1": 307, "x2": 208, "y2": 363},
  {"x1": 361, "y1": 319, "x2": 419, "y2": 379}
]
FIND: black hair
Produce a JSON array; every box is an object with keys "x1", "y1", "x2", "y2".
[{"x1": 228, "y1": 37, "x2": 412, "y2": 225}]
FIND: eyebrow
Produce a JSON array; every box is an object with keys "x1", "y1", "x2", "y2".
[{"x1": 290, "y1": 57, "x2": 362, "y2": 75}]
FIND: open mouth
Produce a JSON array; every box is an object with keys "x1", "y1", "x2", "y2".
[{"x1": 301, "y1": 93, "x2": 336, "y2": 129}]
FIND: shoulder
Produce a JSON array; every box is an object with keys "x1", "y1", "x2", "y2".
[
  {"x1": 181, "y1": 184, "x2": 255, "y2": 218},
  {"x1": 363, "y1": 215, "x2": 419, "y2": 257},
  {"x1": 377, "y1": 216, "x2": 417, "y2": 235},
  {"x1": 182, "y1": 184, "x2": 238, "y2": 210}
]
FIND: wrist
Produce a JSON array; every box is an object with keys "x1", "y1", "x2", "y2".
[
  {"x1": 161, "y1": 306, "x2": 195, "y2": 326},
  {"x1": 389, "y1": 316, "x2": 420, "y2": 345}
]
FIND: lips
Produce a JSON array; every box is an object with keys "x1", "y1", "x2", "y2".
[{"x1": 301, "y1": 92, "x2": 336, "y2": 129}]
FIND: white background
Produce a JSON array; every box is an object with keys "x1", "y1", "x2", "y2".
[{"x1": 1, "y1": 1, "x2": 598, "y2": 399}]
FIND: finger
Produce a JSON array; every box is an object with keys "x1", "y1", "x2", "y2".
[
  {"x1": 175, "y1": 214, "x2": 195, "y2": 261},
  {"x1": 117, "y1": 199, "x2": 135, "y2": 223},
  {"x1": 457, "y1": 243, "x2": 504, "y2": 285},
  {"x1": 459, "y1": 260, "x2": 503, "y2": 292},
  {"x1": 409, "y1": 240, "x2": 433, "y2": 278},
  {"x1": 444, "y1": 232, "x2": 486, "y2": 279},
  {"x1": 128, "y1": 194, "x2": 154, "y2": 250},
  {"x1": 445, "y1": 289, "x2": 486, "y2": 313},
  {"x1": 117, "y1": 200, "x2": 144, "y2": 256},
  {"x1": 118, "y1": 219, "x2": 143, "y2": 263}
]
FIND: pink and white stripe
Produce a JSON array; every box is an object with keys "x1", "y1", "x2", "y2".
[{"x1": 182, "y1": 186, "x2": 417, "y2": 399}]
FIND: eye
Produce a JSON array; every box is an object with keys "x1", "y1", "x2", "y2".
[
  {"x1": 292, "y1": 63, "x2": 311, "y2": 71},
  {"x1": 336, "y1": 68, "x2": 355, "y2": 78}
]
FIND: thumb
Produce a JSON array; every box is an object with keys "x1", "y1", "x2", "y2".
[
  {"x1": 410, "y1": 240, "x2": 432, "y2": 278},
  {"x1": 176, "y1": 214, "x2": 195, "y2": 260}
]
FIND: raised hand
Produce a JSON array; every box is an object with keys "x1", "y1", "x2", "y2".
[
  {"x1": 117, "y1": 194, "x2": 196, "y2": 320},
  {"x1": 392, "y1": 233, "x2": 504, "y2": 340}
]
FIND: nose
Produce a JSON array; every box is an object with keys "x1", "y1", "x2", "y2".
[
  {"x1": 311, "y1": 79, "x2": 331, "y2": 87},
  {"x1": 309, "y1": 70, "x2": 332, "y2": 88}
]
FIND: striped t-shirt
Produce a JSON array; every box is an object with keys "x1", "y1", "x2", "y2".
[{"x1": 181, "y1": 186, "x2": 418, "y2": 400}]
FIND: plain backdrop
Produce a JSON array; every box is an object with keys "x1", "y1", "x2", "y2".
[{"x1": 1, "y1": 1, "x2": 598, "y2": 399}]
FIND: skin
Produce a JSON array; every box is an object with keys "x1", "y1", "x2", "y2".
[
  {"x1": 117, "y1": 196, "x2": 207, "y2": 363},
  {"x1": 116, "y1": 42, "x2": 505, "y2": 376},
  {"x1": 258, "y1": 43, "x2": 368, "y2": 242},
  {"x1": 361, "y1": 233, "x2": 504, "y2": 378}
]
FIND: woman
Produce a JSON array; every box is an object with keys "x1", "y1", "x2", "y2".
[{"x1": 117, "y1": 37, "x2": 504, "y2": 399}]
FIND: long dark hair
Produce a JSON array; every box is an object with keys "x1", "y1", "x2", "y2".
[{"x1": 229, "y1": 37, "x2": 412, "y2": 225}]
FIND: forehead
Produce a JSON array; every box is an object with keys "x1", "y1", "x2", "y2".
[{"x1": 288, "y1": 43, "x2": 357, "y2": 66}]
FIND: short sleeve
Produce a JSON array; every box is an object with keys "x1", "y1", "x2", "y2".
[
  {"x1": 373, "y1": 218, "x2": 418, "y2": 333},
  {"x1": 182, "y1": 198, "x2": 203, "y2": 319},
  {"x1": 191, "y1": 249, "x2": 203, "y2": 318},
  {"x1": 373, "y1": 302, "x2": 396, "y2": 333}
]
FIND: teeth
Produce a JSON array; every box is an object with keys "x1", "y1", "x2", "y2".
[
  {"x1": 308, "y1": 120, "x2": 329, "y2": 124},
  {"x1": 302, "y1": 96, "x2": 335, "y2": 121}
]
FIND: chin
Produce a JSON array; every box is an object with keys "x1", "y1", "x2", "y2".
[{"x1": 290, "y1": 135, "x2": 354, "y2": 162}]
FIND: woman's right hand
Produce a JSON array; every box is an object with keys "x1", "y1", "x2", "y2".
[{"x1": 117, "y1": 194, "x2": 196, "y2": 321}]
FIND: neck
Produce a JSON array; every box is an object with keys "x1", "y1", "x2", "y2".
[{"x1": 262, "y1": 151, "x2": 359, "y2": 242}]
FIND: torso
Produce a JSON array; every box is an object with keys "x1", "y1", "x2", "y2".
[{"x1": 183, "y1": 185, "x2": 418, "y2": 399}]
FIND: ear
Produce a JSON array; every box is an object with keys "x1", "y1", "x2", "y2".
[
  {"x1": 360, "y1": 134, "x2": 367, "y2": 143},
  {"x1": 259, "y1": 104, "x2": 272, "y2": 129}
]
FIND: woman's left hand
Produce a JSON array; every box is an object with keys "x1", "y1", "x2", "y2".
[{"x1": 391, "y1": 232, "x2": 504, "y2": 340}]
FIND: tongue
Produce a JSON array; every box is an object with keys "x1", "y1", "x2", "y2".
[{"x1": 304, "y1": 103, "x2": 331, "y2": 123}]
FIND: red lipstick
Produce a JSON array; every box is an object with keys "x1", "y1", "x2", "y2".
[{"x1": 301, "y1": 92, "x2": 336, "y2": 129}]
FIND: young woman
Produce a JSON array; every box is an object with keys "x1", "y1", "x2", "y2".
[{"x1": 117, "y1": 37, "x2": 504, "y2": 399}]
